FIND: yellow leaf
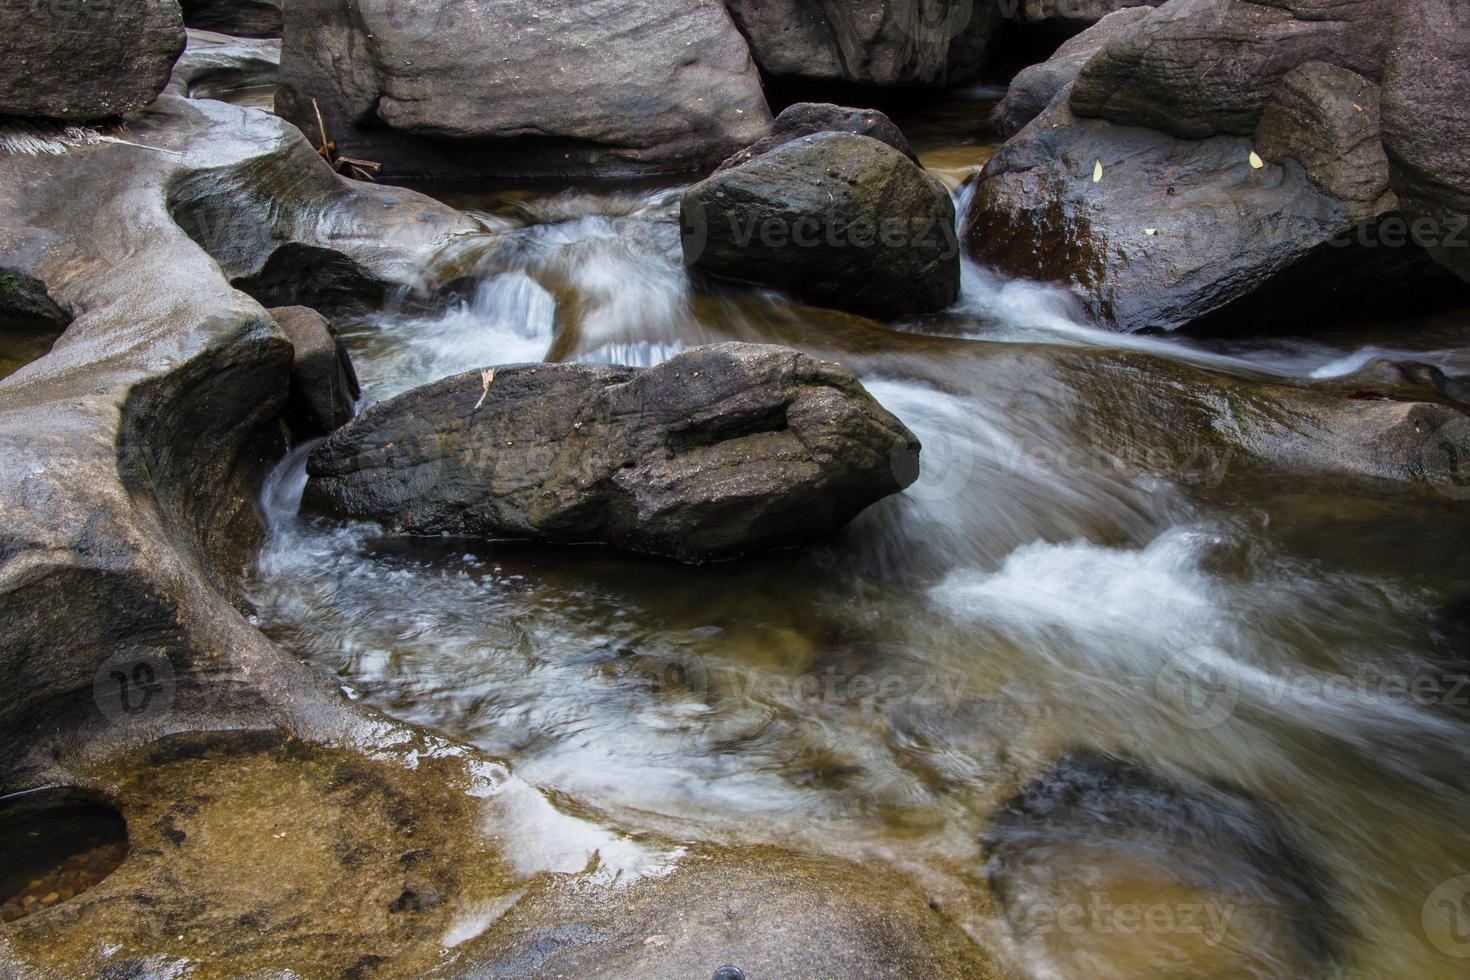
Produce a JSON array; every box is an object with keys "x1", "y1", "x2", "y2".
[
  {"x1": 1145, "y1": 228, "x2": 1157, "y2": 236},
  {"x1": 1093, "y1": 160, "x2": 1103, "y2": 183},
  {"x1": 1249, "y1": 151, "x2": 1265, "y2": 170}
]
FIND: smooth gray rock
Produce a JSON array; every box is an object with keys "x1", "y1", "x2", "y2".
[
  {"x1": 270, "y1": 306, "x2": 360, "y2": 437},
  {"x1": 304, "y1": 344, "x2": 921, "y2": 561},
  {"x1": 715, "y1": 102, "x2": 918, "y2": 173},
  {"x1": 277, "y1": 0, "x2": 772, "y2": 178},
  {"x1": 724, "y1": 0, "x2": 1002, "y2": 87},
  {"x1": 684, "y1": 132, "x2": 959, "y2": 318},
  {"x1": 167, "y1": 29, "x2": 279, "y2": 104},
  {"x1": 0, "y1": 0, "x2": 185, "y2": 120},
  {"x1": 988, "y1": 6, "x2": 1156, "y2": 138}
]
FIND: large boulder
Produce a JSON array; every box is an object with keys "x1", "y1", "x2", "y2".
[
  {"x1": 716, "y1": 101, "x2": 919, "y2": 173},
  {"x1": 987, "y1": 6, "x2": 1155, "y2": 138},
  {"x1": 180, "y1": 0, "x2": 283, "y2": 38},
  {"x1": 1381, "y1": 0, "x2": 1470, "y2": 287},
  {"x1": 277, "y1": 0, "x2": 772, "y2": 179},
  {"x1": 684, "y1": 132, "x2": 960, "y2": 318},
  {"x1": 1069, "y1": 0, "x2": 1385, "y2": 139},
  {"x1": 0, "y1": 0, "x2": 185, "y2": 120},
  {"x1": 270, "y1": 306, "x2": 361, "y2": 437},
  {"x1": 724, "y1": 0, "x2": 1003, "y2": 88},
  {"x1": 304, "y1": 344, "x2": 921, "y2": 561}
]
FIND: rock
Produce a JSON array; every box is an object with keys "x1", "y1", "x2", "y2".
[
  {"x1": 1381, "y1": 0, "x2": 1470, "y2": 287},
  {"x1": 304, "y1": 344, "x2": 920, "y2": 561},
  {"x1": 1013, "y1": 0, "x2": 1161, "y2": 33},
  {"x1": 438, "y1": 845, "x2": 997, "y2": 978},
  {"x1": 1256, "y1": 61, "x2": 1391, "y2": 213},
  {"x1": 1329, "y1": 358, "x2": 1470, "y2": 409},
  {"x1": 0, "y1": 0, "x2": 185, "y2": 121},
  {"x1": 984, "y1": 751, "x2": 1343, "y2": 976},
  {"x1": 724, "y1": 0, "x2": 1002, "y2": 88},
  {"x1": 167, "y1": 29, "x2": 279, "y2": 104},
  {"x1": 180, "y1": 0, "x2": 282, "y2": 38},
  {"x1": 277, "y1": 0, "x2": 772, "y2": 179},
  {"x1": 684, "y1": 132, "x2": 959, "y2": 318},
  {"x1": 0, "y1": 93, "x2": 476, "y2": 772},
  {"x1": 964, "y1": 86, "x2": 1459, "y2": 332},
  {"x1": 987, "y1": 6, "x2": 1156, "y2": 139},
  {"x1": 0, "y1": 267, "x2": 69, "y2": 332},
  {"x1": 715, "y1": 102, "x2": 918, "y2": 173},
  {"x1": 1069, "y1": 0, "x2": 1385, "y2": 139},
  {"x1": 270, "y1": 306, "x2": 360, "y2": 438}
]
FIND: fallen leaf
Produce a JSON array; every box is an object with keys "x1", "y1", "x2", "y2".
[
  {"x1": 1093, "y1": 160, "x2": 1103, "y2": 183},
  {"x1": 1249, "y1": 151, "x2": 1265, "y2": 170},
  {"x1": 1145, "y1": 228, "x2": 1157, "y2": 236},
  {"x1": 474, "y1": 368, "x2": 496, "y2": 410}
]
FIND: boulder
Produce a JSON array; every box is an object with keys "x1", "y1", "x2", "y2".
[
  {"x1": 0, "y1": 267, "x2": 69, "y2": 332},
  {"x1": 984, "y1": 751, "x2": 1343, "y2": 976},
  {"x1": 988, "y1": 6, "x2": 1155, "y2": 139},
  {"x1": 1013, "y1": 0, "x2": 1162, "y2": 33},
  {"x1": 716, "y1": 102, "x2": 918, "y2": 173},
  {"x1": 270, "y1": 306, "x2": 361, "y2": 437},
  {"x1": 1381, "y1": 0, "x2": 1470, "y2": 287},
  {"x1": 684, "y1": 132, "x2": 960, "y2": 318},
  {"x1": 724, "y1": 0, "x2": 1002, "y2": 88},
  {"x1": 180, "y1": 0, "x2": 283, "y2": 38},
  {"x1": 304, "y1": 344, "x2": 921, "y2": 561},
  {"x1": 965, "y1": 85, "x2": 1460, "y2": 332},
  {"x1": 0, "y1": 0, "x2": 185, "y2": 120},
  {"x1": 277, "y1": 0, "x2": 772, "y2": 178},
  {"x1": 1069, "y1": 0, "x2": 1385, "y2": 139},
  {"x1": 1256, "y1": 61, "x2": 1391, "y2": 213}
]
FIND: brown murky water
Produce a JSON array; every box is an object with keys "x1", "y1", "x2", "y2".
[{"x1": 241, "y1": 88, "x2": 1470, "y2": 978}]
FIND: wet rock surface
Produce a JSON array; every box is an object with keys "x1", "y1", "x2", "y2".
[
  {"x1": 724, "y1": 0, "x2": 1002, "y2": 88},
  {"x1": 715, "y1": 102, "x2": 918, "y2": 173},
  {"x1": 984, "y1": 751, "x2": 1343, "y2": 977},
  {"x1": 277, "y1": 0, "x2": 772, "y2": 178},
  {"x1": 0, "y1": 0, "x2": 185, "y2": 120},
  {"x1": 305, "y1": 343, "x2": 921, "y2": 561},
  {"x1": 685, "y1": 132, "x2": 959, "y2": 318},
  {"x1": 167, "y1": 29, "x2": 280, "y2": 104},
  {"x1": 271, "y1": 306, "x2": 361, "y2": 438}
]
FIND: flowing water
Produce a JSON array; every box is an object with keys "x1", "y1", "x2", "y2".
[{"x1": 243, "y1": 90, "x2": 1470, "y2": 978}]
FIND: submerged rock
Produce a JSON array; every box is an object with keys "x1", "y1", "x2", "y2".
[
  {"x1": 0, "y1": 0, "x2": 184, "y2": 120},
  {"x1": 724, "y1": 0, "x2": 1001, "y2": 88},
  {"x1": 985, "y1": 750, "x2": 1343, "y2": 976},
  {"x1": 684, "y1": 132, "x2": 959, "y2": 318},
  {"x1": 277, "y1": 0, "x2": 771, "y2": 178},
  {"x1": 270, "y1": 306, "x2": 360, "y2": 438},
  {"x1": 304, "y1": 344, "x2": 920, "y2": 561}
]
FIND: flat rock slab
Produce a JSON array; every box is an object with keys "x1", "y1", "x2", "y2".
[{"x1": 305, "y1": 343, "x2": 920, "y2": 561}]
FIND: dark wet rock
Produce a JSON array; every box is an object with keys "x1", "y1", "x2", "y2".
[
  {"x1": 1328, "y1": 358, "x2": 1470, "y2": 409},
  {"x1": 965, "y1": 87, "x2": 1460, "y2": 332},
  {"x1": 685, "y1": 132, "x2": 959, "y2": 318},
  {"x1": 439, "y1": 845, "x2": 997, "y2": 978},
  {"x1": 715, "y1": 102, "x2": 918, "y2": 173},
  {"x1": 181, "y1": 0, "x2": 282, "y2": 38},
  {"x1": 987, "y1": 7, "x2": 1155, "y2": 139},
  {"x1": 724, "y1": 0, "x2": 1002, "y2": 88},
  {"x1": 985, "y1": 750, "x2": 1343, "y2": 975},
  {"x1": 1012, "y1": 0, "x2": 1162, "y2": 33},
  {"x1": 305, "y1": 344, "x2": 920, "y2": 561},
  {"x1": 0, "y1": 267, "x2": 69, "y2": 332},
  {"x1": 0, "y1": 93, "x2": 475, "y2": 771},
  {"x1": 270, "y1": 306, "x2": 360, "y2": 438},
  {"x1": 1381, "y1": 0, "x2": 1470, "y2": 287},
  {"x1": 277, "y1": 0, "x2": 772, "y2": 179},
  {"x1": 1069, "y1": 0, "x2": 1384, "y2": 139},
  {"x1": 1256, "y1": 61, "x2": 1390, "y2": 213},
  {"x1": 0, "y1": 0, "x2": 185, "y2": 121},
  {"x1": 167, "y1": 29, "x2": 279, "y2": 103}
]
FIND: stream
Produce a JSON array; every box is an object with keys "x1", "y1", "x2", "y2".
[{"x1": 242, "y1": 90, "x2": 1470, "y2": 978}]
